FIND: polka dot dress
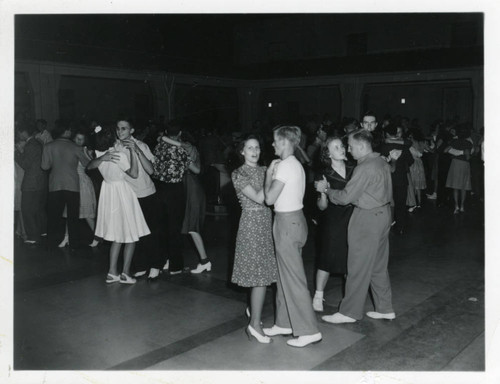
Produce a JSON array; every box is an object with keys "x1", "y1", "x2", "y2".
[{"x1": 231, "y1": 164, "x2": 277, "y2": 287}]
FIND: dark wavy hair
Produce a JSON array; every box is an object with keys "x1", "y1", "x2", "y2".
[
  {"x1": 320, "y1": 136, "x2": 344, "y2": 166},
  {"x1": 236, "y1": 134, "x2": 262, "y2": 164},
  {"x1": 93, "y1": 124, "x2": 117, "y2": 152}
]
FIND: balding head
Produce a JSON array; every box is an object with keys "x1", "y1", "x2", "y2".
[{"x1": 348, "y1": 129, "x2": 373, "y2": 160}]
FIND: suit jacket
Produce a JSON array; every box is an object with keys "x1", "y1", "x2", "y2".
[
  {"x1": 380, "y1": 141, "x2": 415, "y2": 187},
  {"x1": 41, "y1": 138, "x2": 90, "y2": 192},
  {"x1": 15, "y1": 138, "x2": 48, "y2": 192}
]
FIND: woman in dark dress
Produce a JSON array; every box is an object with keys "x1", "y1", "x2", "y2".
[
  {"x1": 445, "y1": 126, "x2": 473, "y2": 213},
  {"x1": 312, "y1": 136, "x2": 354, "y2": 312}
]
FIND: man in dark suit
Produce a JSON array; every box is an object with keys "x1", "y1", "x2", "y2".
[
  {"x1": 379, "y1": 123, "x2": 414, "y2": 235},
  {"x1": 15, "y1": 124, "x2": 48, "y2": 245}
]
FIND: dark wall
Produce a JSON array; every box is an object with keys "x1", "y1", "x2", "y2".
[
  {"x1": 174, "y1": 85, "x2": 239, "y2": 134},
  {"x1": 260, "y1": 86, "x2": 342, "y2": 127},
  {"x1": 363, "y1": 80, "x2": 473, "y2": 132},
  {"x1": 58, "y1": 76, "x2": 154, "y2": 125},
  {"x1": 234, "y1": 14, "x2": 483, "y2": 65},
  {"x1": 15, "y1": 72, "x2": 34, "y2": 125}
]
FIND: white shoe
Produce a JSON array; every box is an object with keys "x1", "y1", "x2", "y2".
[
  {"x1": 191, "y1": 261, "x2": 212, "y2": 274},
  {"x1": 263, "y1": 325, "x2": 293, "y2": 337},
  {"x1": 170, "y1": 269, "x2": 183, "y2": 275},
  {"x1": 163, "y1": 260, "x2": 169, "y2": 270},
  {"x1": 119, "y1": 273, "x2": 136, "y2": 285},
  {"x1": 133, "y1": 270, "x2": 147, "y2": 278},
  {"x1": 58, "y1": 236, "x2": 69, "y2": 248},
  {"x1": 426, "y1": 192, "x2": 437, "y2": 200},
  {"x1": 286, "y1": 333, "x2": 322, "y2": 348},
  {"x1": 105, "y1": 273, "x2": 120, "y2": 284},
  {"x1": 148, "y1": 268, "x2": 160, "y2": 279},
  {"x1": 322, "y1": 312, "x2": 356, "y2": 324},
  {"x1": 90, "y1": 239, "x2": 99, "y2": 247},
  {"x1": 313, "y1": 297, "x2": 325, "y2": 312},
  {"x1": 408, "y1": 206, "x2": 417, "y2": 213},
  {"x1": 246, "y1": 325, "x2": 272, "y2": 344},
  {"x1": 366, "y1": 311, "x2": 396, "y2": 320}
]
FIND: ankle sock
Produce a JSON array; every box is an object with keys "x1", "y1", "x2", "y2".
[{"x1": 314, "y1": 290, "x2": 324, "y2": 299}]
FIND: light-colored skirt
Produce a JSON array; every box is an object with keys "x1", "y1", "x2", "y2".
[{"x1": 95, "y1": 181, "x2": 150, "y2": 243}]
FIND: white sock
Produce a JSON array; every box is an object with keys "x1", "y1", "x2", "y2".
[{"x1": 314, "y1": 290, "x2": 324, "y2": 299}]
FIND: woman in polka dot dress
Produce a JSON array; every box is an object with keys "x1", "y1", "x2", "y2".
[{"x1": 231, "y1": 135, "x2": 277, "y2": 343}]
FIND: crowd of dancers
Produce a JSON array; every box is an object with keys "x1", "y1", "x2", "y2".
[{"x1": 14, "y1": 111, "x2": 484, "y2": 348}]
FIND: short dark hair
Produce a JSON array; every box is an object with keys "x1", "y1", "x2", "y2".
[
  {"x1": 455, "y1": 123, "x2": 471, "y2": 140},
  {"x1": 384, "y1": 123, "x2": 399, "y2": 137},
  {"x1": 166, "y1": 120, "x2": 182, "y2": 137},
  {"x1": 362, "y1": 111, "x2": 377, "y2": 121},
  {"x1": 93, "y1": 125, "x2": 117, "y2": 152},
  {"x1": 18, "y1": 123, "x2": 38, "y2": 137},
  {"x1": 116, "y1": 117, "x2": 135, "y2": 128},
  {"x1": 71, "y1": 129, "x2": 88, "y2": 143},
  {"x1": 36, "y1": 119, "x2": 47, "y2": 129},
  {"x1": 349, "y1": 129, "x2": 373, "y2": 146},
  {"x1": 52, "y1": 119, "x2": 71, "y2": 138}
]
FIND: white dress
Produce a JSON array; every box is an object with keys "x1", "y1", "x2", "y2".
[{"x1": 94, "y1": 148, "x2": 150, "y2": 243}]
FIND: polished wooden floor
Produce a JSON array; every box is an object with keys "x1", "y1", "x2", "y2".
[{"x1": 12, "y1": 196, "x2": 485, "y2": 378}]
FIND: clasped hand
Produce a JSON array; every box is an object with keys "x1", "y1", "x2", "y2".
[
  {"x1": 314, "y1": 175, "x2": 330, "y2": 193},
  {"x1": 102, "y1": 150, "x2": 121, "y2": 163},
  {"x1": 121, "y1": 139, "x2": 140, "y2": 153}
]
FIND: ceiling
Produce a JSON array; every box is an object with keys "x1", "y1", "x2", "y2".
[{"x1": 15, "y1": 14, "x2": 483, "y2": 78}]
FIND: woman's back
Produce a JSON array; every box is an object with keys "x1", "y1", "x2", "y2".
[{"x1": 96, "y1": 149, "x2": 129, "y2": 182}]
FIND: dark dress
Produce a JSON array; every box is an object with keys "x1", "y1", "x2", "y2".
[
  {"x1": 315, "y1": 164, "x2": 355, "y2": 274},
  {"x1": 181, "y1": 144, "x2": 206, "y2": 233},
  {"x1": 445, "y1": 138, "x2": 473, "y2": 191}
]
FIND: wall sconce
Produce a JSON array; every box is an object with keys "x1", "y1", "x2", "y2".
[
  {"x1": 268, "y1": 102, "x2": 273, "y2": 108},
  {"x1": 401, "y1": 98, "x2": 406, "y2": 104}
]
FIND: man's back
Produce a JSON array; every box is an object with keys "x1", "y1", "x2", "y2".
[
  {"x1": 17, "y1": 138, "x2": 47, "y2": 192},
  {"x1": 42, "y1": 139, "x2": 82, "y2": 192}
]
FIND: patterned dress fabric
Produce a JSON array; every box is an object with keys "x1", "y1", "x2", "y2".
[
  {"x1": 231, "y1": 164, "x2": 277, "y2": 287},
  {"x1": 152, "y1": 135, "x2": 191, "y2": 183}
]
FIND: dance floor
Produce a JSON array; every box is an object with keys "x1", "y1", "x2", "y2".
[{"x1": 12, "y1": 198, "x2": 485, "y2": 376}]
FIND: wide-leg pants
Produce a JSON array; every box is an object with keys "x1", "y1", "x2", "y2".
[
  {"x1": 339, "y1": 204, "x2": 393, "y2": 320},
  {"x1": 273, "y1": 210, "x2": 319, "y2": 336}
]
